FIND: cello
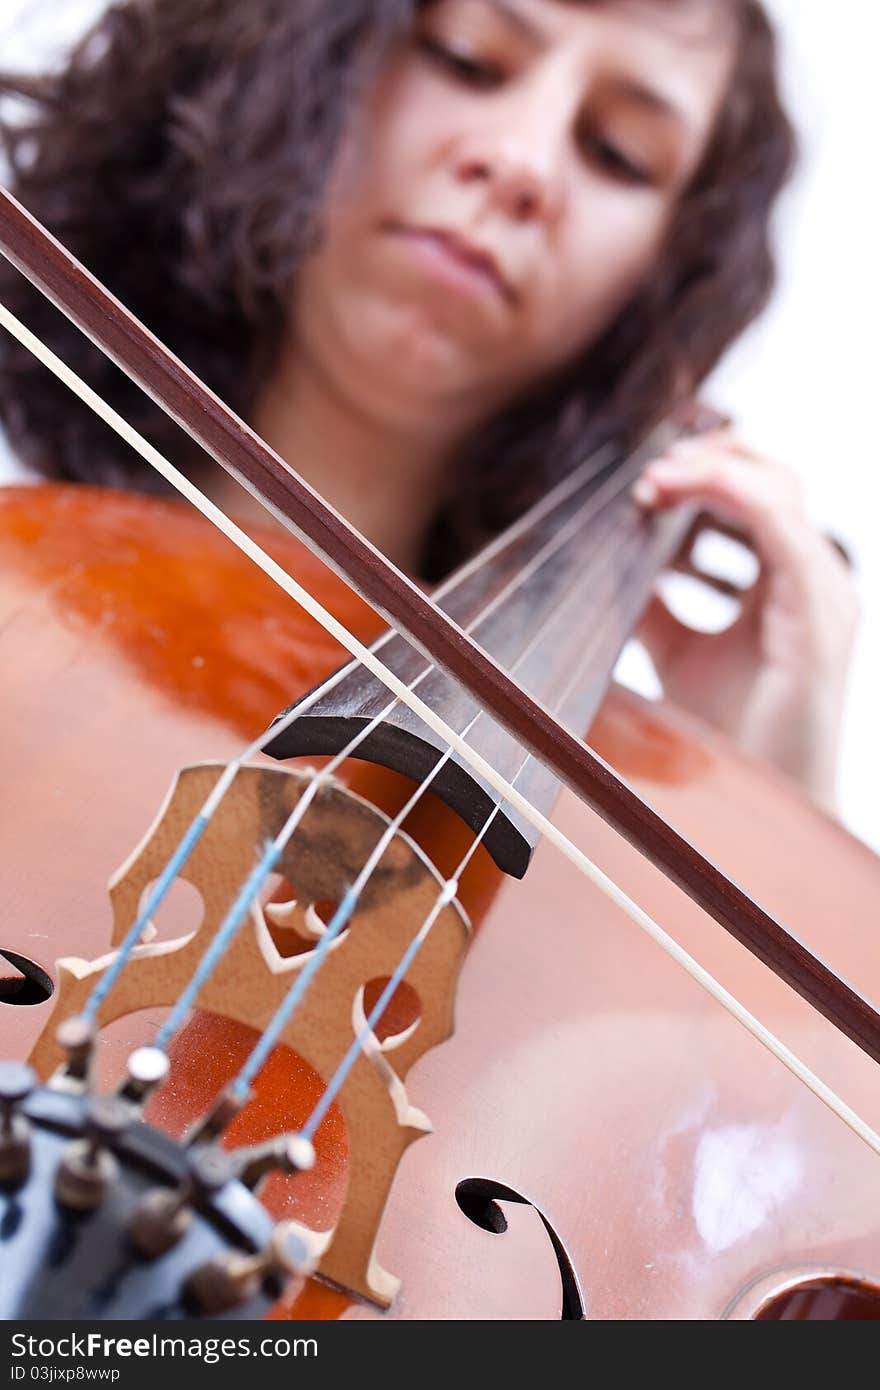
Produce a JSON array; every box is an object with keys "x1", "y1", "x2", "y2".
[{"x1": 1, "y1": 188, "x2": 880, "y2": 1321}]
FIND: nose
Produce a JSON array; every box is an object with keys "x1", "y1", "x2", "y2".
[{"x1": 451, "y1": 127, "x2": 566, "y2": 227}]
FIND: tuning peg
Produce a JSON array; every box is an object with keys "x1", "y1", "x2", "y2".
[
  {"x1": 117, "y1": 1046, "x2": 170, "y2": 1107},
  {"x1": 0, "y1": 1061, "x2": 37, "y2": 1186},
  {"x1": 54, "y1": 1095, "x2": 129, "y2": 1210},
  {"x1": 53, "y1": 1016, "x2": 97, "y2": 1091},
  {"x1": 235, "y1": 1133, "x2": 316, "y2": 1191},
  {"x1": 185, "y1": 1221, "x2": 316, "y2": 1315},
  {"x1": 129, "y1": 1146, "x2": 235, "y2": 1258}
]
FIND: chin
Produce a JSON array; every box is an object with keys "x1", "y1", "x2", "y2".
[{"x1": 348, "y1": 302, "x2": 503, "y2": 409}]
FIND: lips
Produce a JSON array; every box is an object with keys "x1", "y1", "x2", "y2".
[{"x1": 389, "y1": 223, "x2": 516, "y2": 306}]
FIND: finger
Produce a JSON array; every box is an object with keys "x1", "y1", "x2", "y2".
[{"x1": 631, "y1": 447, "x2": 811, "y2": 574}]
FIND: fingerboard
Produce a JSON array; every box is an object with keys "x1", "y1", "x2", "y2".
[{"x1": 266, "y1": 443, "x2": 690, "y2": 877}]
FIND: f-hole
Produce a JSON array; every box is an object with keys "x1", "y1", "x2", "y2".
[
  {"x1": 0, "y1": 950, "x2": 54, "y2": 1006},
  {"x1": 455, "y1": 1177, "x2": 586, "y2": 1320}
]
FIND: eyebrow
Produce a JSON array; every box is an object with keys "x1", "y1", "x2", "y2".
[{"x1": 482, "y1": 0, "x2": 691, "y2": 131}]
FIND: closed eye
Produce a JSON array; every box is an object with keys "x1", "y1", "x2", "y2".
[
  {"x1": 417, "y1": 35, "x2": 505, "y2": 90},
  {"x1": 587, "y1": 136, "x2": 654, "y2": 188}
]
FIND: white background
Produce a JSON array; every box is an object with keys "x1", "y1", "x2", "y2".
[{"x1": 1, "y1": 0, "x2": 877, "y2": 849}]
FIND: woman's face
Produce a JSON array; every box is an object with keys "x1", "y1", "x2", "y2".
[{"x1": 291, "y1": 0, "x2": 737, "y2": 438}]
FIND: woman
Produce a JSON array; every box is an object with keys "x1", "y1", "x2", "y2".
[{"x1": 0, "y1": 0, "x2": 859, "y2": 808}]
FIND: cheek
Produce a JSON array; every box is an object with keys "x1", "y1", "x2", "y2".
[
  {"x1": 325, "y1": 58, "x2": 446, "y2": 218},
  {"x1": 532, "y1": 196, "x2": 670, "y2": 364}
]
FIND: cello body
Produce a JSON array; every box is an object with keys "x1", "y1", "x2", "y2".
[{"x1": 1, "y1": 483, "x2": 879, "y2": 1320}]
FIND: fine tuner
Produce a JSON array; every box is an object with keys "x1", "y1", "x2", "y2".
[{"x1": 0, "y1": 1038, "x2": 318, "y2": 1320}]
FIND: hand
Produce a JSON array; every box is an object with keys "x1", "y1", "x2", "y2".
[{"x1": 632, "y1": 428, "x2": 860, "y2": 810}]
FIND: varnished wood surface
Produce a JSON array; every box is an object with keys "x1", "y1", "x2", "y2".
[{"x1": 2, "y1": 485, "x2": 880, "y2": 1319}]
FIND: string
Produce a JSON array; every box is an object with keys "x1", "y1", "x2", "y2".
[
  {"x1": 83, "y1": 663, "x2": 371, "y2": 1020},
  {"x1": 160, "y1": 476, "x2": 639, "y2": 1062},
  {"x1": 228, "y1": 510, "x2": 637, "y2": 1101},
  {"x1": 81, "y1": 432, "x2": 634, "y2": 1021},
  {"x1": 300, "y1": 519, "x2": 673, "y2": 1138},
  {"x1": 229, "y1": 729, "x2": 467, "y2": 1101},
  {"x1": 133, "y1": 450, "x2": 640, "y2": 1050},
  {"x1": 302, "y1": 767, "x2": 510, "y2": 1142},
  {"x1": 4, "y1": 301, "x2": 880, "y2": 1161},
  {"x1": 298, "y1": 604, "x2": 880, "y2": 1163},
  {"x1": 279, "y1": 514, "x2": 713, "y2": 1131},
  {"x1": 154, "y1": 839, "x2": 283, "y2": 1049}
]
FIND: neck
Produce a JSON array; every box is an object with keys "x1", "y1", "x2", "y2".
[{"x1": 210, "y1": 345, "x2": 459, "y2": 576}]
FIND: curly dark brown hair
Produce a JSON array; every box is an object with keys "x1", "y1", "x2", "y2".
[{"x1": 0, "y1": 0, "x2": 795, "y2": 577}]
